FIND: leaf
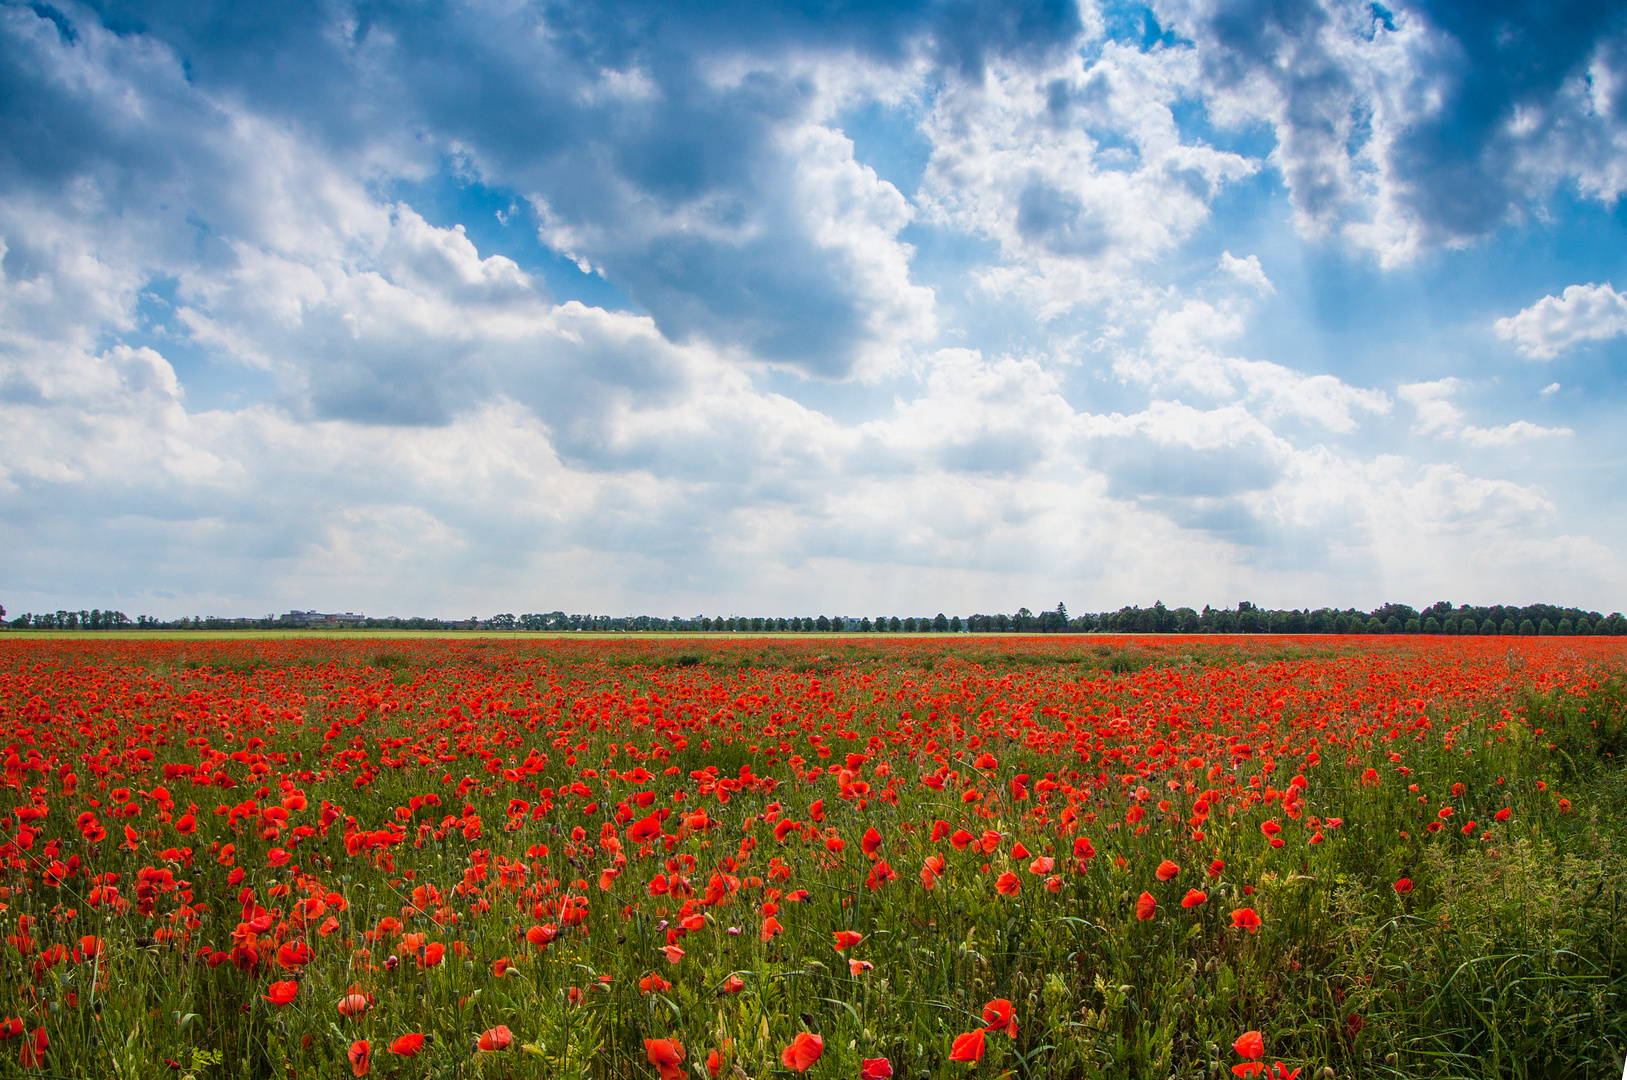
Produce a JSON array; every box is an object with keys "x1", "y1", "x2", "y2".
[{"x1": 820, "y1": 997, "x2": 862, "y2": 1028}]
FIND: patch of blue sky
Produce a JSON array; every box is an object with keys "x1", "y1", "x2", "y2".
[
  {"x1": 376, "y1": 165, "x2": 642, "y2": 315},
  {"x1": 117, "y1": 277, "x2": 277, "y2": 412},
  {"x1": 838, "y1": 94, "x2": 935, "y2": 198},
  {"x1": 1093, "y1": 1, "x2": 1189, "y2": 56}
]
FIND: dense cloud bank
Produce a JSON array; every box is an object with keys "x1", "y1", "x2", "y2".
[{"x1": 2, "y1": 0, "x2": 1625, "y2": 615}]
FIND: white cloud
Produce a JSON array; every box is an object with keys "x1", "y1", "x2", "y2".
[
  {"x1": 918, "y1": 40, "x2": 1256, "y2": 315},
  {"x1": 1398, "y1": 379, "x2": 1571, "y2": 446},
  {"x1": 0, "y1": 0, "x2": 1621, "y2": 618},
  {"x1": 1156, "y1": 0, "x2": 1627, "y2": 265},
  {"x1": 1398, "y1": 378, "x2": 1465, "y2": 433},
  {"x1": 1459, "y1": 420, "x2": 1574, "y2": 447},
  {"x1": 1119, "y1": 297, "x2": 1390, "y2": 433},
  {"x1": 1494, "y1": 282, "x2": 1627, "y2": 359},
  {"x1": 1218, "y1": 251, "x2": 1274, "y2": 292}
]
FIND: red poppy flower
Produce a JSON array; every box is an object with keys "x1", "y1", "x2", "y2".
[
  {"x1": 262, "y1": 980, "x2": 298, "y2": 1006},
  {"x1": 19, "y1": 1027, "x2": 46, "y2": 1069},
  {"x1": 780, "y1": 1032, "x2": 824, "y2": 1072},
  {"x1": 1155, "y1": 859, "x2": 1180, "y2": 881},
  {"x1": 861, "y1": 827, "x2": 883, "y2": 856},
  {"x1": 949, "y1": 1028, "x2": 986, "y2": 1062},
  {"x1": 337, "y1": 992, "x2": 370, "y2": 1017},
  {"x1": 645, "y1": 1038, "x2": 686, "y2": 1080},
  {"x1": 478, "y1": 1025, "x2": 513, "y2": 1052},
  {"x1": 628, "y1": 813, "x2": 664, "y2": 843},
  {"x1": 833, "y1": 931, "x2": 864, "y2": 952},
  {"x1": 994, "y1": 871, "x2": 1021, "y2": 896},
  {"x1": 1230, "y1": 908, "x2": 1262, "y2": 932},
  {"x1": 389, "y1": 1034, "x2": 424, "y2": 1057},
  {"x1": 1136, "y1": 891, "x2": 1157, "y2": 920},
  {"x1": 348, "y1": 1040, "x2": 371, "y2": 1078},
  {"x1": 1181, "y1": 888, "x2": 1207, "y2": 908},
  {"x1": 981, "y1": 998, "x2": 1017, "y2": 1036},
  {"x1": 861, "y1": 1057, "x2": 894, "y2": 1079},
  {"x1": 1072, "y1": 837, "x2": 1096, "y2": 860},
  {"x1": 1233, "y1": 1030, "x2": 1264, "y2": 1059},
  {"x1": 1394, "y1": 878, "x2": 1413, "y2": 894}
]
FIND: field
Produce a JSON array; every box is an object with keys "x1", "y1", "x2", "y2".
[{"x1": 0, "y1": 634, "x2": 1624, "y2": 1080}]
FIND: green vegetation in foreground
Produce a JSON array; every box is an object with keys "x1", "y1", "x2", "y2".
[{"x1": 0, "y1": 638, "x2": 1622, "y2": 1080}]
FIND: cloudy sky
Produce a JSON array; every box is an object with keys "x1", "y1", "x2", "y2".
[{"x1": 3, "y1": 0, "x2": 1626, "y2": 620}]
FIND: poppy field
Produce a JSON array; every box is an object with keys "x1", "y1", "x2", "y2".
[{"x1": 0, "y1": 633, "x2": 1625, "y2": 1080}]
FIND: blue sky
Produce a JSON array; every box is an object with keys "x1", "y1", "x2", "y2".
[{"x1": 3, "y1": 0, "x2": 1627, "y2": 618}]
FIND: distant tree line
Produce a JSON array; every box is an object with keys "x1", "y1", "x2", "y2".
[{"x1": 6, "y1": 600, "x2": 1625, "y2": 635}]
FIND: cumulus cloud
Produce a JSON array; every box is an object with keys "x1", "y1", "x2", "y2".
[
  {"x1": 1217, "y1": 252, "x2": 1274, "y2": 292},
  {"x1": 1399, "y1": 379, "x2": 1572, "y2": 445},
  {"x1": 1157, "y1": 0, "x2": 1627, "y2": 264},
  {"x1": 0, "y1": 0, "x2": 1620, "y2": 616},
  {"x1": 1117, "y1": 297, "x2": 1390, "y2": 433},
  {"x1": 1494, "y1": 282, "x2": 1627, "y2": 358},
  {"x1": 918, "y1": 39, "x2": 1256, "y2": 314}
]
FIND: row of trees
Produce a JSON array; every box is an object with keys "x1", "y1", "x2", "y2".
[{"x1": 8, "y1": 600, "x2": 1627, "y2": 635}]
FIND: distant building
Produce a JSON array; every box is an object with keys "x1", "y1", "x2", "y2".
[{"x1": 279, "y1": 610, "x2": 367, "y2": 626}]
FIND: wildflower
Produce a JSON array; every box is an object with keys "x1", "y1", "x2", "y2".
[
  {"x1": 389, "y1": 1034, "x2": 424, "y2": 1057},
  {"x1": 1136, "y1": 892, "x2": 1157, "y2": 920},
  {"x1": 1181, "y1": 889, "x2": 1207, "y2": 908},
  {"x1": 780, "y1": 1032, "x2": 824, "y2": 1072},
  {"x1": 20, "y1": 1027, "x2": 46, "y2": 1069},
  {"x1": 1233, "y1": 1031, "x2": 1264, "y2": 1059},
  {"x1": 982, "y1": 998, "x2": 1017, "y2": 1036},
  {"x1": 348, "y1": 1040, "x2": 371, "y2": 1078},
  {"x1": 1155, "y1": 859, "x2": 1180, "y2": 881},
  {"x1": 478, "y1": 1026, "x2": 513, "y2": 1052},
  {"x1": 262, "y1": 980, "x2": 298, "y2": 1006},
  {"x1": 1231, "y1": 908, "x2": 1261, "y2": 932},
  {"x1": 994, "y1": 871, "x2": 1021, "y2": 896},
  {"x1": 1394, "y1": 878, "x2": 1413, "y2": 894},
  {"x1": 949, "y1": 1028, "x2": 986, "y2": 1062},
  {"x1": 861, "y1": 1057, "x2": 894, "y2": 1079},
  {"x1": 644, "y1": 1038, "x2": 686, "y2": 1080},
  {"x1": 337, "y1": 992, "x2": 371, "y2": 1017}
]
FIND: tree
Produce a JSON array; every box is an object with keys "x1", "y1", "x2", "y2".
[
  {"x1": 816, "y1": 615, "x2": 831, "y2": 632},
  {"x1": 933, "y1": 613, "x2": 949, "y2": 632}
]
